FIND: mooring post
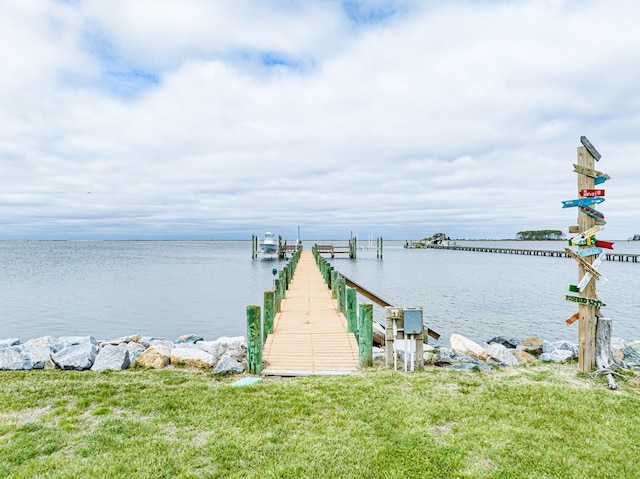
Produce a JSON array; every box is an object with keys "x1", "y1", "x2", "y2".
[
  {"x1": 377, "y1": 237, "x2": 383, "y2": 259},
  {"x1": 346, "y1": 288, "x2": 357, "y2": 336},
  {"x1": 263, "y1": 290, "x2": 275, "y2": 341},
  {"x1": 358, "y1": 303, "x2": 373, "y2": 367},
  {"x1": 251, "y1": 235, "x2": 257, "y2": 259},
  {"x1": 246, "y1": 305, "x2": 262, "y2": 374}
]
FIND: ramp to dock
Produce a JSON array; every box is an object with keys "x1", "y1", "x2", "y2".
[{"x1": 262, "y1": 251, "x2": 359, "y2": 376}]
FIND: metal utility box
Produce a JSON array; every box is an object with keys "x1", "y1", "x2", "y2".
[{"x1": 403, "y1": 308, "x2": 423, "y2": 335}]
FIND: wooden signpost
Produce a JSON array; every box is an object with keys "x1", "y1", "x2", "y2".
[{"x1": 565, "y1": 137, "x2": 615, "y2": 382}]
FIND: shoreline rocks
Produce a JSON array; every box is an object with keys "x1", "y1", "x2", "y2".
[
  {"x1": 0, "y1": 334, "x2": 248, "y2": 374},
  {"x1": 2, "y1": 332, "x2": 639, "y2": 373}
]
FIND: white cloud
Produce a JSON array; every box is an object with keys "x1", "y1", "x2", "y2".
[{"x1": 1, "y1": 0, "x2": 639, "y2": 240}]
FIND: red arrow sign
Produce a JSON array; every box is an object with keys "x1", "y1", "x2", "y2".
[
  {"x1": 580, "y1": 189, "x2": 605, "y2": 197},
  {"x1": 595, "y1": 240, "x2": 614, "y2": 250}
]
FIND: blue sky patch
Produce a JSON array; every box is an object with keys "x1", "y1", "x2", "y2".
[
  {"x1": 342, "y1": 0, "x2": 404, "y2": 25},
  {"x1": 83, "y1": 25, "x2": 160, "y2": 98}
]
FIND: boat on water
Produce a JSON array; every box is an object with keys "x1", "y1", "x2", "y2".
[{"x1": 259, "y1": 232, "x2": 278, "y2": 254}]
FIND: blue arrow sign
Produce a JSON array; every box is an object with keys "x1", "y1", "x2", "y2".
[{"x1": 562, "y1": 197, "x2": 605, "y2": 208}]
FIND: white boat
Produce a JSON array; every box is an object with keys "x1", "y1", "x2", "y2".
[{"x1": 259, "y1": 232, "x2": 278, "y2": 254}]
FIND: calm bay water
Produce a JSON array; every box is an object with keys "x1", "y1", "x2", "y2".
[{"x1": 1, "y1": 240, "x2": 638, "y2": 345}]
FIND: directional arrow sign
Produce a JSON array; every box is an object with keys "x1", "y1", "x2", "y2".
[
  {"x1": 573, "y1": 164, "x2": 611, "y2": 180},
  {"x1": 565, "y1": 312, "x2": 579, "y2": 325},
  {"x1": 580, "y1": 136, "x2": 601, "y2": 161},
  {"x1": 568, "y1": 236, "x2": 597, "y2": 247},
  {"x1": 569, "y1": 225, "x2": 601, "y2": 245},
  {"x1": 579, "y1": 189, "x2": 605, "y2": 197},
  {"x1": 579, "y1": 205, "x2": 605, "y2": 221},
  {"x1": 595, "y1": 240, "x2": 614, "y2": 250},
  {"x1": 576, "y1": 252, "x2": 607, "y2": 291},
  {"x1": 565, "y1": 247, "x2": 602, "y2": 279},
  {"x1": 577, "y1": 247, "x2": 603, "y2": 258},
  {"x1": 562, "y1": 197, "x2": 605, "y2": 208},
  {"x1": 566, "y1": 295, "x2": 606, "y2": 307}
]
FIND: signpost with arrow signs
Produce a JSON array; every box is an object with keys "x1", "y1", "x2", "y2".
[{"x1": 564, "y1": 137, "x2": 615, "y2": 382}]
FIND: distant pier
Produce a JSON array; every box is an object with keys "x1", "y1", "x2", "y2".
[{"x1": 407, "y1": 243, "x2": 639, "y2": 263}]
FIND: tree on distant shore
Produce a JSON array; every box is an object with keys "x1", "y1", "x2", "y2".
[
  {"x1": 516, "y1": 230, "x2": 564, "y2": 240},
  {"x1": 630, "y1": 234, "x2": 640, "y2": 241}
]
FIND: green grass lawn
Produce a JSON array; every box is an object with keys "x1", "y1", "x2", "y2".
[{"x1": 1, "y1": 363, "x2": 639, "y2": 478}]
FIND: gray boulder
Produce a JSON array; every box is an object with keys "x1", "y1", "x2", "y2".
[
  {"x1": 0, "y1": 346, "x2": 34, "y2": 370},
  {"x1": 21, "y1": 344, "x2": 53, "y2": 369},
  {"x1": 622, "y1": 342, "x2": 640, "y2": 367},
  {"x1": 171, "y1": 348, "x2": 216, "y2": 369},
  {"x1": 91, "y1": 344, "x2": 130, "y2": 371},
  {"x1": 540, "y1": 350, "x2": 574, "y2": 362},
  {"x1": 98, "y1": 334, "x2": 142, "y2": 347},
  {"x1": 190, "y1": 336, "x2": 246, "y2": 362},
  {"x1": 435, "y1": 347, "x2": 491, "y2": 369},
  {"x1": 213, "y1": 354, "x2": 245, "y2": 374},
  {"x1": 543, "y1": 340, "x2": 578, "y2": 357},
  {"x1": 486, "y1": 336, "x2": 521, "y2": 349},
  {"x1": 125, "y1": 342, "x2": 146, "y2": 364},
  {"x1": 0, "y1": 338, "x2": 21, "y2": 347},
  {"x1": 486, "y1": 343, "x2": 519, "y2": 366},
  {"x1": 175, "y1": 333, "x2": 204, "y2": 344},
  {"x1": 52, "y1": 336, "x2": 97, "y2": 370}
]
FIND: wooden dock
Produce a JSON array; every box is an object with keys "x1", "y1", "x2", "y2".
[
  {"x1": 413, "y1": 243, "x2": 640, "y2": 262},
  {"x1": 261, "y1": 251, "x2": 359, "y2": 376}
]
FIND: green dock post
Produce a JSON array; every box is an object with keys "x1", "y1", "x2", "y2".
[
  {"x1": 274, "y1": 278, "x2": 282, "y2": 313},
  {"x1": 358, "y1": 303, "x2": 373, "y2": 367},
  {"x1": 347, "y1": 288, "x2": 357, "y2": 335},
  {"x1": 337, "y1": 276, "x2": 346, "y2": 312},
  {"x1": 331, "y1": 270, "x2": 338, "y2": 299},
  {"x1": 263, "y1": 290, "x2": 275, "y2": 341},
  {"x1": 246, "y1": 305, "x2": 262, "y2": 374}
]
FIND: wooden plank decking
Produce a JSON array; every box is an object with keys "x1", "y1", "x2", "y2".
[{"x1": 262, "y1": 251, "x2": 359, "y2": 376}]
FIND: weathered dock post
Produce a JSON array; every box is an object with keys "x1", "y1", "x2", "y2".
[
  {"x1": 274, "y1": 277, "x2": 283, "y2": 313},
  {"x1": 331, "y1": 270, "x2": 338, "y2": 299},
  {"x1": 246, "y1": 305, "x2": 262, "y2": 374},
  {"x1": 263, "y1": 290, "x2": 275, "y2": 342},
  {"x1": 358, "y1": 303, "x2": 373, "y2": 367},
  {"x1": 346, "y1": 288, "x2": 358, "y2": 336},
  {"x1": 377, "y1": 237, "x2": 383, "y2": 259},
  {"x1": 337, "y1": 275, "x2": 346, "y2": 313},
  {"x1": 251, "y1": 235, "x2": 258, "y2": 259}
]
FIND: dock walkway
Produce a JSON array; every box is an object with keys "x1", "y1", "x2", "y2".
[
  {"x1": 413, "y1": 243, "x2": 640, "y2": 262},
  {"x1": 262, "y1": 251, "x2": 359, "y2": 376}
]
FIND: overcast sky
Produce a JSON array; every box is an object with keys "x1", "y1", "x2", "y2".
[{"x1": 1, "y1": 0, "x2": 638, "y2": 241}]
